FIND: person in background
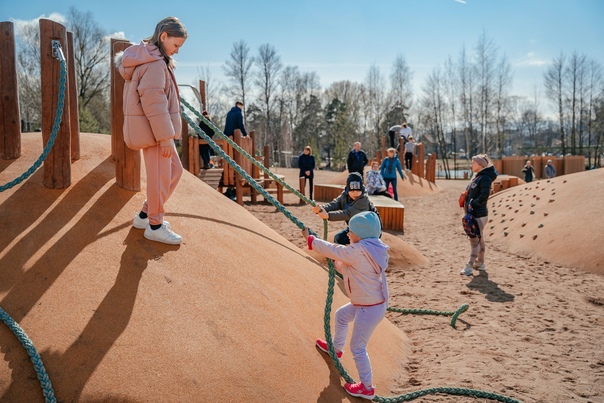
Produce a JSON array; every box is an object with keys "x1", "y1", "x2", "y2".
[
  {"x1": 403, "y1": 136, "x2": 417, "y2": 171},
  {"x1": 198, "y1": 110, "x2": 215, "y2": 169},
  {"x1": 380, "y1": 148, "x2": 405, "y2": 201},
  {"x1": 544, "y1": 159, "x2": 557, "y2": 179},
  {"x1": 312, "y1": 172, "x2": 381, "y2": 245},
  {"x1": 521, "y1": 160, "x2": 536, "y2": 183},
  {"x1": 224, "y1": 101, "x2": 247, "y2": 138},
  {"x1": 118, "y1": 16, "x2": 187, "y2": 245},
  {"x1": 346, "y1": 142, "x2": 369, "y2": 178},
  {"x1": 400, "y1": 123, "x2": 412, "y2": 143},
  {"x1": 387, "y1": 123, "x2": 402, "y2": 148},
  {"x1": 302, "y1": 211, "x2": 389, "y2": 400},
  {"x1": 460, "y1": 154, "x2": 498, "y2": 276},
  {"x1": 365, "y1": 161, "x2": 392, "y2": 198},
  {"x1": 298, "y1": 145, "x2": 316, "y2": 200}
]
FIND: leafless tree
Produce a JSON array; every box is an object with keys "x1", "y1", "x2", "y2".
[
  {"x1": 223, "y1": 40, "x2": 254, "y2": 123},
  {"x1": 67, "y1": 7, "x2": 110, "y2": 111},
  {"x1": 565, "y1": 51, "x2": 587, "y2": 154},
  {"x1": 365, "y1": 64, "x2": 392, "y2": 151},
  {"x1": 254, "y1": 43, "x2": 282, "y2": 150},
  {"x1": 458, "y1": 45, "x2": 478, "y2": 157},
  {"x1": 475, "y1": 31, "x2": 498, "y2": 153},
  {"x1": 493, "y1": 53, "x2": 513, "y2": 156},
  {"x1": 421, "y1": 66, "x2": 449, "y2": 176},
  {"x1": 585, "y1": 59, "x2": 603, "y2": 167},
  {"x1": 196, "y1": 65, "x2": 229, "y2": 125},
  {"x1": 390, "y1": 54, "x2": 413, "y2": 113},
  {"x1": 14, "y1": 19, "x2": 42, "y2": 131},
  {"x1": 544, "y1": 53, "x2": 567, "y2": 155}
]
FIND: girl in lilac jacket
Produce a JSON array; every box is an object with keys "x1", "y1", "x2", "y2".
[{"x1": 302, "y1": 211, "x2": 389, "y2": 400}]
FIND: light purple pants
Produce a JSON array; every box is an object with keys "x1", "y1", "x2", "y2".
[
  {"x1": 333, "y1": 302, "x2": 387, "y2": 388},
  {"x1": 468, "y1": 216, "x2": 488, "y2": 266}
]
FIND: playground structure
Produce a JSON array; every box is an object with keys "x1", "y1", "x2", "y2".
[{"x1": 1, "y1": 18, "x2": 523, "y2": 403}]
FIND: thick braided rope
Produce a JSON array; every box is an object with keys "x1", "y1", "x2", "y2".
[
  {"x1": 0, "y1": 307, "x2": 56, "y2": 403},
  {"x1": 181, "y1": 98, "x2": 314, "y2": 206},
  {"x1": 181, "y1": 109, "x2": 520, "y2": 403},
  {"x1": 388, "y1": 303, "x2": 470, "y2": 328},
  {"x1": 181, "y1": 112, "x2": 315, "y2": 233},
  {"x1": 0, "y1": 58, "x2": 67, "y2": 193}
]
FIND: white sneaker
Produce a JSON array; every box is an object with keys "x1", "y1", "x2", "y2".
[
  {"x1": 460, "y1": 264, "x2": 474, "y2": 276},
  {"x1": 144, "y1": 224, "x2": 182, "y2": 245},
  {"x1": 474, "y1": 263, "x2": 486, "y2": 271},
  {"x1": 133, "y1": 213, "x2": 169, "y2": 229}
]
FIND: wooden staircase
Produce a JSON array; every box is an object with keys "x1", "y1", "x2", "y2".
[{"x1": 197, "y1": 168, "x2": 223, "y2": 189}]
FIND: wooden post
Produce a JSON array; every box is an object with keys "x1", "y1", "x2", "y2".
[
  {"x1": 40, "y1": 19, "x2": 71, "y2": 189},
  {"x1": 250, "y1": 130, "x2": 258, "y2": 203},
  {"x1": 0, "y1": 21, "x2": 21, "y2": 160},
  {"x1": 413, "y1": 143, "x2": 425, "y2": 178},
  {"x1": 199, "y1": 80, "x2": 206, "y2": 110},
  {"x1": 181, "y1": 115, "x2": 189, "y2": 172},
  {"x1": 234, "y1": 129, "x2": 243, "y2": 205},
  {"x1": 66, "y1": 31, "x2": 80, "y2": 161},
  {"x1": 111, "y1": 38, "x2": 140, "y2": 191},
  {"x1": 263, "y1": 145, "x2": 270, "y2": 188}
]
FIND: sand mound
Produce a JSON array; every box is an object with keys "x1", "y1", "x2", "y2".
[
  {"x1": 326, "y1": 167, "x2": 439, "y2": 197},
  {"x1": 487, "y1": 169, "x2": 604, "y2": 275},
  {"x1": 0, "y1": 133, "x2": 409, "y2": 402}
]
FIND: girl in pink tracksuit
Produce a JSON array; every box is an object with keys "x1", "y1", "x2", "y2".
[
  {"x1": 116, "y1": 17, "x2": 187, "y2": 245},
  {"x1": 303, "y1": 211, "x2": 389, "y2": 400}
]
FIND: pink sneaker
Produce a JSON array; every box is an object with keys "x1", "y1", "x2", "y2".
[
  {"x1": 344, "y1": 382, "x2": 375, "y2": 400},
  {"x1": 315, "y1": 339, "x2": 342, "y2": 358}
]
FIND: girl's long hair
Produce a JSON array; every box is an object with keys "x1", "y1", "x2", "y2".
[{"x1": 146, "y1": 16, "x2": 187, "y2": 66}]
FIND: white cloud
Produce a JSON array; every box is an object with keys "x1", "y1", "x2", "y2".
[
  {"x1": 515, "y1": 52, "x2": 549, "y2": 67},
  {"x1": 453, "y1": 0, "x2": 467, "y2": 4},
  {"x1": 12, "y1": 13, "x2": 67, "y2": 32}
]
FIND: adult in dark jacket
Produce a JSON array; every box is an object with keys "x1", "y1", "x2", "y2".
[
  {"x1": 312, "y1": 172, "x2": 381, "y2": 245},
  {"x1": 298, "y1": 145, "x2": 316, "y2": 200},
  {"x1": 347, "y1": 142, "x2": 369, "y2": 177},
  {"x1": 460, "y1": 154, "x2": 498, "y2": 276},
  {"x1": 198, "y1": 110, "x2": 215, "y2": 169},
  {"x1": 224, "y1": 101, "x2": 247, "y2": 137},
  {"x1": 521, "y1": 160, "x2": 535, "y2": 182}
]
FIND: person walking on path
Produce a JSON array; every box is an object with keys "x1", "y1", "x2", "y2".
[
  {"x1": 380, "y1": 148, "x2": 405, "y2": 201},
  {"x1": 224, "y1": 101, "x2": 247, "y2": 138},
  {"x1": 312, "y1": 172, "x2": 381, "y2": 245},
  {"x1": 460, "y1": 154, "x2": 498, "y2": 276},
  {"x1": 118, "y1": 16, "x2": 187, "y2": 245},
  {"x1": 347, "y1": 142, "x2": 369, "y2": 178},
  {"x1": 544, "y1": 159, "x2": 557, "y2": 179},
  {"x1": 521, "y1": 160, "x2": 536, "y2": 183},
  {"x1": 365, "y1": 161, "x2": 392, "y2": 198},
  {"x1": 302, "y1": 211, "x2": 389, "y2": 400},
  {"x1": 198, "y1": 110, "x2": 215, "y2": 169},
  {"x1": 298, "y1": 145, "x2": 316, "y2": 200},
  {"x1": 403, "y1": 136, "x2": 417, "y2": 171}
]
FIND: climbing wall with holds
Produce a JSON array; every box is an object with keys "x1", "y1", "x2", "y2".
[{"x1": 486, "y1": 169, "x2": 604, "y2": 275}]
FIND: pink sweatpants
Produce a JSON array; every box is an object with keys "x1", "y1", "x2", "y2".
[{"x1": 141, "y1": 141, "x2": 183, "y2": 225}]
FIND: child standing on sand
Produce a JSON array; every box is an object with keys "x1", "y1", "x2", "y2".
[{"x1": 302, "y1": 211, "x2": 389, "y2": 400}]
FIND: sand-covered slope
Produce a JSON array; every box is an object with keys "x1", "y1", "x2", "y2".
[
  {"x1": 487, "y1": 169, "x2": 604, "y2": 275},
  {"x1": 0, "y1": 133, "x2": 409, "y2": 402},
  {"x1": 326, "y1": 167, "x2": 439, "y2": 197}
]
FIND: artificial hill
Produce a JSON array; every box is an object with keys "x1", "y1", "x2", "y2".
[{"x1": 0, "y1": 133, "x2": 409, "y2": 402}]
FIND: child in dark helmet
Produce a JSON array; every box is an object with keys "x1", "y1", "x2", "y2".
[{"x1": 312, "y1": 172, "x2": 381, "y2": 245}]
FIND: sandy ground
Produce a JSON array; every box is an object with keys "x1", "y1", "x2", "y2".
[{"x1": 246, "y1": 167, "x2": 604, "y2": 403}]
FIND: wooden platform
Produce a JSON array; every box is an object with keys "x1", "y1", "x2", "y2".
[
  {"x1": 314, "y1": 184, "x2": 345, "y2": 202},
  {"x1": 368, "y1": 195, "x2": 404, "y2": 233},
  {"x1": 314, "y1": 185, "x2": 404, "y2": 233}
]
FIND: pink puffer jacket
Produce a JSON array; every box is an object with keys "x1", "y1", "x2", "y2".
[{"x1": 116, "y1": 41, "x2": 182, "y2": 150}]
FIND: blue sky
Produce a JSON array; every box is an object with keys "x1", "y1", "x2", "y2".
[{"x1": 2, "y1": 0, "x2": 604, "y2": 106}]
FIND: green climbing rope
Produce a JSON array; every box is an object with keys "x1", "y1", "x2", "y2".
[{"x1": 181, "y1": 108, "x2": 520, "y2": 402}]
